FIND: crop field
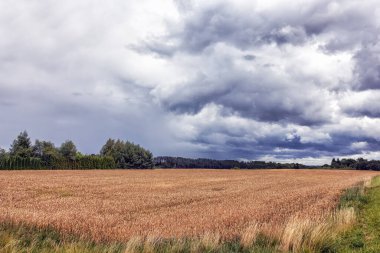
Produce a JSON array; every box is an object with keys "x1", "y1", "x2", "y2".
[{"x1": 0, "y1": 169, "x2": 378, "y2": 244}]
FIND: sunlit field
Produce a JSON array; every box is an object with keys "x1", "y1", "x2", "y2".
[{"x1": 0, "y1": 169, "x2": 377, "y2": 244}]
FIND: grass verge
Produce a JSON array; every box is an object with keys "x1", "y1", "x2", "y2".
[{"x1": 334, "y1": 176, "x2": 380, "y2": 252}]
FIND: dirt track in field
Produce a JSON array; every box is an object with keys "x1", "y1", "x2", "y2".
[{"x1": 0, "y1": 169, "x2": 378, "y2": 242}]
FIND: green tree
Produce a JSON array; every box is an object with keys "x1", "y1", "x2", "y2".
[
  {"x1": 100, "y1": 139, "x2": 153, "y2": 169},
  {"x1": 33, "y1": 140, "x2": 59, "y2": 167},
  {"x1": 100, "y1": 138, "x2": 116, "y2": 157},
  {"x1": 59, "y1": 140, "x2": 77, "y2": 160},
  {"x1": 0, "y1": 148, "x2": 6, "y2": 160},
  {"x1": 10, "y1": 131, "x2": 32, "y2": 158}
]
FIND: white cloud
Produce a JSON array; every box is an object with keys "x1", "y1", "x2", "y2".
[{"x1": 351, "y1": 141, "x2": 368, "y2": 150}]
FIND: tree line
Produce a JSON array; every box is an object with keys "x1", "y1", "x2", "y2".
[
  {"x1": 0, "y1": 131, "x2": 153, "y2": 170},
  {"x1": 154, "y1": 156, "x2": 306, "y2": 169},
  {"x1": 4, "y1": 131, "x2": 379, "y2": 171},
  {"x1": 331, "y1": 158, "x2": 380, "y2": 171}
]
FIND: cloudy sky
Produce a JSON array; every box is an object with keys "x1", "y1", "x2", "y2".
[{"x1": 1, "y1": 0, "x2": 380, "y2": 164}]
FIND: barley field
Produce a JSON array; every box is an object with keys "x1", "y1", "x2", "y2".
[{"x1": 0, "y1": 169, "x2": 377, "y2": 243}]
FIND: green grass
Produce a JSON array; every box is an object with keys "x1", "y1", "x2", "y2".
[
  {"x1": 338, "y1": 185, "x2": 368, "y2": 210},
  {"x1": 335, "y1": 176, "x2": 380, "y2": 252}
]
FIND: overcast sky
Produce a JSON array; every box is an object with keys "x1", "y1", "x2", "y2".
[{"x1": 1, "y1": 0, "x2": 380, "y2": 164}]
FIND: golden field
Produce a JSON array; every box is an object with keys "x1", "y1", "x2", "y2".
[{"x1": 0, "y1": 169, "x2": 378, "y2": 243}]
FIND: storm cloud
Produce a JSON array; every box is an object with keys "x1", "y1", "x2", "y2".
[{"x1": 1, "y1": 0, "x2": 380, "y2": 164}]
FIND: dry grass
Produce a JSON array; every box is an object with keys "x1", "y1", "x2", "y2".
[
  {"x1": 0, "y1": 169, "x2": 378, "y2": 245},
  {"x1": 278, "y1": 204, "x2": 357, "y2": 252},
  {"x1": 124, "y1": 236, "x2": 143, "y2": 253},
  {"x1": 240, "y1": 223, "x2": 261, "y2": 248}
]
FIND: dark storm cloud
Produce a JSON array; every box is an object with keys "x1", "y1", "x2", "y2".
[
  {"x1": 187, "y1": 122, "x2": 380, "y2": 162},
  {"x1": 143, "y1": 5, "x2": 310, "y2": 55},
  {"x1": 154, "y1": 58, "x2": 332, "y2": 126},
  {"x1": 344, "y1": 107, "x2": 380, "y2": 118},
  {"x1": 146, "y1": 0, "x2": 374, "y2": 55},
  {"x1": 353, "y1": 44, "x2": 380, "y2": 90}
]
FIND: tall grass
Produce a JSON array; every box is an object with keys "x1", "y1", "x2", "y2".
[{"x1": 278, "y1": 207, "x2": 356, "y2": 252}]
